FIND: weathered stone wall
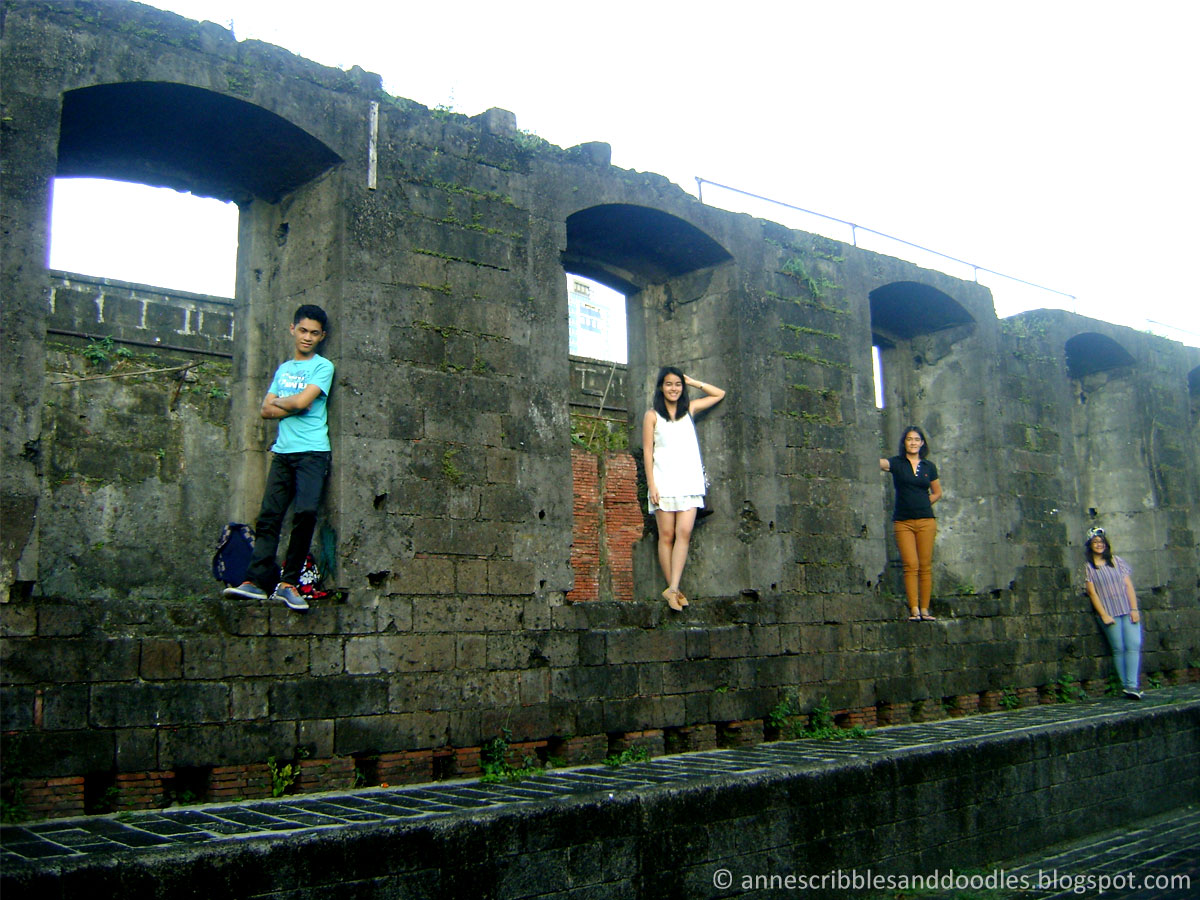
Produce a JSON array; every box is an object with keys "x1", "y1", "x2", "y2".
[
  {"x1": 4, "y1": 700, "x2": 1197, "y2": 898},
  {"x1": 2, "y1": 0, "x2": 1199, "y2": 807},
  {"x1": 38, "y1": 273, "x2": 236, "y2": 600}
]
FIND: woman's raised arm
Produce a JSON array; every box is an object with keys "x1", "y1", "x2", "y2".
[{"x1": 685, "y1": 375, "x2": 725, "y2": 415}]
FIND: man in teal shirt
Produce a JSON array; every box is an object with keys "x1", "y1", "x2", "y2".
[{"x1": 225, "y1": 305, "x2": 333, "y2": 611}]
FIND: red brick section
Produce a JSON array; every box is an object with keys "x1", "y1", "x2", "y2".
[
  {"x1": 718, "y1": 720, "x2": 765, "y2": 748},
  {"x1": 567, "y1": 449, "x2": 600, "y2": 603},
  {"x1": 297, "y1": 756, "x2": 356, "y2": 793},
  {"x1": 568, "y1": 448, "x2": 643, "y2": 603},
  {"x1": 16, "y1": 776, "x2": 85, "y2": 820},
  {"x1": 555, "y1": 734, "x2": 607, "y2": 765},
  {"x1": 114, "y1": 771, "x2": 172, "y2": 810},
  {"x1": 376, "y1": 750, "x2": 434, "y2": 786},
  {"x1": 209, "y1": 764, "x2": 272, "y2": 802},
  {"x1": 979, "y1": 690, "x2": 1005, "y2": 713},
  {"x1": 611, "y1": 729, "x2": 664, "y2": 758},
  {"x1": 601, "y1": 451, "x2": 643, "y2": 602},
  {"x1": 666, "y1": 724, "x2": 718, "y2": 753}
]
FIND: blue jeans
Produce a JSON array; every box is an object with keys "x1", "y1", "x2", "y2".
[
  {"x1": 1101, "y1": 614, "x2": 1142, "y2": 691},
  {"x1": 246, "y1": 451, "x2": 330, "y2": 590}
]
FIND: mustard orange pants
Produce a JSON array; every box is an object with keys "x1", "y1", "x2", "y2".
[{"x1": 893, "y1": 518, "x2": 937, "y2": 610}]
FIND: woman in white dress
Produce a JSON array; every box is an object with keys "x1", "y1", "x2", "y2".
[{"x1": 642, "y1": 366, "x2": 726, "y2": 611}]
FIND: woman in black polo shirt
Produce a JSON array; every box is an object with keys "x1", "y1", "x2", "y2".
[{"x1": 880, "y1": 426, "x2": 943, "y2": 621}]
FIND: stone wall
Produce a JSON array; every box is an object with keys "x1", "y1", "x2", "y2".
[
  {"x1": 37, "y1": 273, "x2": 236, "y2": 601},
  {"x1": 4, "y1": 698, "x2": 1197, "y2": 898},
  {"x1": 2, "y1": 0, "x2": 1199, "y2": 809}
]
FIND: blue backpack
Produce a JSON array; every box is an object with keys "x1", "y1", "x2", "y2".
[{"x1": 212, "y1": 523, "x2": 255, "y2": 586}]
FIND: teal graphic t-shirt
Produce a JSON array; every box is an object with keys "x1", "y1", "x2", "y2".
[{"x1": 268, "y1": 354, "x2": 334, "y2": 453}]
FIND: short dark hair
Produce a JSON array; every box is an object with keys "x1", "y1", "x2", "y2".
[
  {"x1": 652, "y1": 366, "x2": 690, "y2": 420},
  {"x1": 1085, "y1": 531, "x2": 1115, "y2": 568},
  {"x1": 294, "y1": 304, "x2": 328, "y2": 331},
  {"x1": 898, "y1": 426, "x2": 929, "y2": 459}
]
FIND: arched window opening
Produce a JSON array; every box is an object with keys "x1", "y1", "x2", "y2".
[
  {"x1": 50, "y1": 177, "x2": 237, "y2": 297},
  {"x1": 562, "y1": 204, "x2": 733, "y2": 603},
  {"x1": 38, "y1": 81, "x2": 343, "y2": 601},
  {"x1": 868, "y1": 281, "x2": 975, "y2": 419},
  {"x1": 1064, "y1": 332, "x2": 1136, "y2": 381},
  {"x1": 868, "y1": 281, "x2": 978, "y2": 597}
]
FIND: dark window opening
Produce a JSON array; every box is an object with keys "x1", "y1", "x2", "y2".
[{"x1": 1064, "y1": 332, "x2": 1136, "y2": 380}]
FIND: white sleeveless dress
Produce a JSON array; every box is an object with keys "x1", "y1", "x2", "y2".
[{"x1": 648, "y1": 412, "x2": 706, "y2": 513}]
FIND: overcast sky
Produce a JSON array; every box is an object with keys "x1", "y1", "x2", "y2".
[{"x1": 50, "y1": 0, "x2": 1199, "y2": 348}]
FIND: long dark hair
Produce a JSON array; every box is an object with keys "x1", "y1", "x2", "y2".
[
  {"x1": 1085, "y1": 533, "x2": 1115, "y2": 568},
  {"x1": 652, "y1": 366, "x2": 690, "y2": 421},
  {"x1": 897, "y1": 425, "x2": 929, "y2": 459}
]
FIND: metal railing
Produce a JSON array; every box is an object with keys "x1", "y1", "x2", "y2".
[{"x1": 695, "y1": 177, "x2": 1076, "y2": 302}]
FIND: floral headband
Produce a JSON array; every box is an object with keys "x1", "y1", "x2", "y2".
[{"x1": 1085, "y1": 526, "x2": 1106, "y2": 542}]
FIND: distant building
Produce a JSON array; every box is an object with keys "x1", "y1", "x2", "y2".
[{"x1": 566, "y1": 276, "x2": 626, "y2": 362}]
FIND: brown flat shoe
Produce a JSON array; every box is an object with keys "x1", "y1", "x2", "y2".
[
  {"x1": 675, "y1": 590, "x2": 689, "y2": 607},
  {"x1": 662, "y1": 588, "x2": 683, "y2": 611}
]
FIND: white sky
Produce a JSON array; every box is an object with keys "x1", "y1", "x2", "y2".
[{"x1": 49, "y1": 0, "x2": 1200, "y2": 347}]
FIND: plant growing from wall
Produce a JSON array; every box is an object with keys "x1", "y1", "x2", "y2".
[
  {"x1": 604, "y1": 744, "x2": 650, "y2": 767},
  {"x1": 999, "y1": 686, "x2": 1020, "y2": 710},
  {"x1": 480, "y1": 728, "x2": 542, "y2": 783},
  {"x1": 1053, "y1": 675, "x2": 1086, "y2": 703},
  {"x1": 266, "y1": 756, "x2": 300, "y2": 798},
  {"x1": 442, "y1": 450, "x2": 463, "y2": 484},
  {"x1": 82, "y1": 336, "x2": 132, "y2": 366},
  {"x1": 768, "y1": 695, "x2": 866, "y2": 741}
]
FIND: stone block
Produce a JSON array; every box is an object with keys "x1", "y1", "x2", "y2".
[
  {"x1": 114, "y1": 728, "x2": 158, "y2": 772},
  {"x1": 223, "y1": 637, "x2": 308, "y2": 677},
  {"x1": 389, "y1": 557, "x2": 455, "y2": 594},
  {"x1": 298, "y1": 719, "x2": 336, "y2": 758},
  {"x1": 181, "y1": 636, "x2": 226, "y2": 679},
  {"x1": 36, "y1": 604, "x2": 86, "y2": 636},
  {"x1": 231, "y1": 681, "x2": 270, "y2": 720},
  {"x1": 42, "y1": 683, "x2": 89, "y2": 730},
  {"x1": 0, "y1": 605, "x2": 37, "y2": 637},
  {"x1": 140, "y1": 639, "x2": 183, "y2": 679},
  {"x1": 488, "y1": 559, "x2": 534, "y2": 595},
  {"x1": 334, "y1": 711, "x2": 449, "y2": 755},
  {"x1": 0, "y1": 686, "x2": 35, "y2": 730},
  {"x1": 158, "y1": 722, "x2": 297, "y2": 770},
  {"x1": 309, "y1": 636, "x2": 346, "y2": 676},
  {"x1": 270, "y1": 676, "x2": 388, "y2": 720},
  {"x1": 0, "y1": 729, "x2": 114, "y2": 778},
  {"x1": 91, "y1": 682, "x2": 229, "y2": 728},
  {"x1": 1, "y1": 638, "x2": 138, "y2": 684},
  {"x1": 456, "y1": 633, "x2": 487, "y2": 669}
]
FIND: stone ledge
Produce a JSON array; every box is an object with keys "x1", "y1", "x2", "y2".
[{"x1": 3, "y1": 686, "x2": 1197, "y2": 898}]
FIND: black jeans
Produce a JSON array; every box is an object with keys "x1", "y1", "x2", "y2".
[{"x1": 246, "y1": 451, "x2": 330, "y2": 590}]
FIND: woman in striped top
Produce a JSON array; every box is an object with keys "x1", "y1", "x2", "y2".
[{"x1": 1083, "y1": 526, "x2": 1143, "y2": 699}]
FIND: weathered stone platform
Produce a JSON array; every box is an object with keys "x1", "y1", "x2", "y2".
[{"x1": 3, "y1": 684, "x2": 1197, "y2": 899}]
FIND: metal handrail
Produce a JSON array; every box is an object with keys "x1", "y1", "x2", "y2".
[{"x1": 695, "y1": 177, "x2": 1076, "y2": 301}]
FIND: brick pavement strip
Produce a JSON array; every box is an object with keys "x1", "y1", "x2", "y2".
[{"x1": 2, "y1": 683, "x2": 1198, "y2": 892}]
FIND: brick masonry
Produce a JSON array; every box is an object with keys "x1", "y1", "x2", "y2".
[{"x1": 566, "y1": 447, "x2": 643, "y2": 603}]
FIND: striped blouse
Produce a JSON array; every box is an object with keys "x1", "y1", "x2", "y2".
[{"x1": 1085, "y1": 556, "x2": 1133, "y2": 617}]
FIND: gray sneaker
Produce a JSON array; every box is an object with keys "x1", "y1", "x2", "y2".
[
  {"x1": 223, "y1": 581, "x2": 268, "y2": 600},
  {"x1": 271, "y1": 583, "x2": 309, "y2": 611},
  {"x1": 1123, "y1": 688, "x2": 1143, "y2": 700}
]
